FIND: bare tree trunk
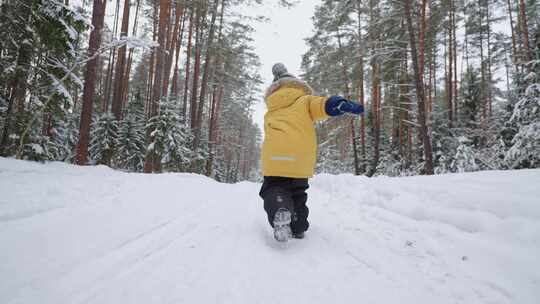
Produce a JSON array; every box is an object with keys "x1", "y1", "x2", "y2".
[
  {"x1": 505, "y1": 0, "x2": 519, "y2": 69},
  {"x1": 419, "y1": 0, "x2": 427, "y2": 84},
  {"x1": 486, "y1": 2, "x2": 493, "y2": 117},
  {"x1": 366, "y1": 0, "x2": 379, "y2": 177},
  {"x1": 477, "y1": 0, "x2": 487, "y2": 123},
  {"x1": 103, "y1": 0, "x2": 121, "y2": 113},
  {"x1": 206, "y1": 84, "x2": 224, "y2": 176},
  {"x1": 145, "y1": 1, "x2": 159, "y2": 117},
  {"x1": 145, "y1": 51, "x2": 155, "y2": 117},
  {"x1": 206, "y1": 0, "x2": 226, "y2": 177},
  {"x1": 447, "y1": 3, "x2": 454, "y2": 128},
  {"x1": 518, "y1": 0, "x2": 532, "y2": 66},
  {"x1": 111, "y1": 0, "x2": 131, "y2": 120},
  {"x1": 171, "y1": 8, "x2": 187, "y2": 97},
  {"x1": 182, "y1": 9, "x2": 195, "y2": 120},
  {"x1": 76, "y1": 0, "x2": 108, "y2": 165},
  {"x1": 404, "y1": 0, "x2": 434, "y2": 175},
  {"x1": 144, "y1": 0, "x2": 172, "y2": 173},
  {"x1": 356, "y1": 0, "x2": 366, "y2": 174},
  {"x1": 121, "y1": 0, "x2": 141, "y2": 109},
  {"x1": 194, "y1": 0, "x2": 220, "y2": 151},
  {"x1": 162, "y1": 2, "x2": 184, "y2": 96},
  {"x1": 452, "y1": 2, "x2": 458, "y2": 121},
  {"x1": 190, "y1": 3, "x2": 204, "y2": 132}
]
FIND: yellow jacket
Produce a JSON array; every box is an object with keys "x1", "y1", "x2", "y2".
[{"x1": 261, "y1": 77, "x2": 329, "y2": 178}]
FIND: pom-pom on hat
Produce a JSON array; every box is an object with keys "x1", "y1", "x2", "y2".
[{"x1": 272, "y1": 63, "x2": 294, "y2": 82}]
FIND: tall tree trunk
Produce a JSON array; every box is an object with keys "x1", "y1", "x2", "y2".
[
  {"x1": 144, "y1": 0, "x2": 172, "y2": 173},
  {"x1": 1, "y1": 18, "x2": 33, "y2": 155},
  {"x1": 145, "y1": 1, "x2": 159, "y2": 117},
  {"x1": 121, "y1": 0, "x2": 141, "y2": 109},
  {"x1": 518, "y1": 0, "x2": 532, "y2": 66},
  {"x1": 182, "y1": 9, "x2": 195, "y2": 120},
  {"x1": 103, "y1": 0, "x2": 121, "y2": 113},
  {"x1": 76, "y1": 0, "x2": 108, "y2": 165},
  {"x1": 356, "y1": 1, "x2": 366, "y2": 174},
  {"x1": 367, "y1": 0, "x2": 380, "y2": 177},
  {"x1": 189, "y1": 3, "x2": 204, "y2": 132},
  {"x1": 399, "y1": 49, "x2": 411, "y2": 167},
  {"x1": 111, "y1": 0, "x2": 131, "y2": 120},
  {"x1": 403, "y1": 0, "x2": 434, "y2": 175},
  {"x1": 485, "y1": 2, "x2": 493, "y2": 117},
  {"x1": 162, "y1": 2, "x2": 184, "y2": 96},
  {"x1": 171, "y1": 8, "x2": 187, "y2": 97},
  {"x1": 194, "y1": 0, "x2": 220, "y2": 151},
  {"x1": 478, "y1": 0, "x2": 487, "y2": 122},
  {"x1": 419, "y1": 0, "x2": 427, "y2": 84},
  {"x1": 505, "y1": 0, "x2": 518, "y2": 69},
  {"x1": 452, "y1": 2, "x2": 458, "y2": 121},
  {"x1": 447, "y1": 3, "x2": 454, "y2": 128},
  {"x1": 206, "y1": 0, "x2": 226, "y2": 177},
  {"x1": 206, "y1": 84, "x2": 224, "y2": 176}
]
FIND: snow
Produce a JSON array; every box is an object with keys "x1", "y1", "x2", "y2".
[{"x1": 1, "y1": 157, "x2": 539, "y2": 304}]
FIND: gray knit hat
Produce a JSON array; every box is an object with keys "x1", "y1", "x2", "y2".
[{"x1": 272, "y1": 63, "x2": 294, "y2": 82}]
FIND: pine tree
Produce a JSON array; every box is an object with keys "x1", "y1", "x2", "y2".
[
  {"x1": 116, "y1": 92, "x2": 146, "y2": 171},
  {"x1": 505, "y1": 41, "x2": 540, "y2": 168},
  {"x1": 145, "y1": 97, "x2": 193, "y2": 172},
  {"x1": 461, "y1": 67, "x2": 483, "y2": 128},
  {"x1": 451, "y1": 137, "x2": 479, "y2": 173},
  {"x1": 54, "y1": 111, "x2": 80, "y2": 162},
  {"x1": 89, "y1": 113, "x2": 119, "y2": 166}
]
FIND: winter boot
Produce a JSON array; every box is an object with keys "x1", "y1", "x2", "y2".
[
  {"x1": 292, "y1": 232, "x2": 305, "y2": 239},
  {"x1": 273, "y1": 208, "x2": 292, "y2": 242}
]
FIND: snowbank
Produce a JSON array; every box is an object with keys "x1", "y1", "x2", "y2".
[{"x1": 1, "y1": 158, "x2": 539, "y2": 304}]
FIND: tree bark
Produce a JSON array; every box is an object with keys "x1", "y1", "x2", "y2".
[
  {"x1": 144, "y1": 0, "x2": 172, "y2": 173},
  {"x1": 190, "y1": 3, "x2": 204, "y2": 132},
  {"x1": 76, "y1": 0, "x2": 108, "y2": 165},
  {"x1": 121, "y1": 0, "x2": 141, "y2": 110},
  {"x1": 171, "y1": 8, "x2": 187, "y2": 97},
  {"x1": 478, "y1": 0, "x2": 487, "y2": 123},
  {"x1": 403, "y1": 0, "x2": 434, "y2": 175},
  {"x1": 485, "y1": 2, "x2": 493, "y2": 117},
  {"x1": 367, "y1": 0, "x2": 380, "y2": 177},
  {"x1": 206, "y1": 0, "x2": 226, "y2": 177},
  {"x1": 103, "y1": 0, "x2": 121, "y2": 113},
  {"x1": 505, "y1": 0, "x2": 518, "y2": 69},
  {"x1": 447, "y1": 3, "x2": 454, "y2": 128},
  {"x1": 111, "y1": 0, "x2": 131, "y2": 120},
  {"x1": 356, "y1": 0, "x2": 366, "y2": 174},
  {"x1": 452, "y1": 3, "x2": 458, "y2": 121},
  {"x1": 518, "y1": 0, "x2": 532, "y2": 66},
  {"x1": 182, "y1": 9, "x2": 195, "y2": 120},
  {"x1": 194, "y1": 0, "x2": 220, "y2": 151},
  {"x1": 162, "y1": 2, "x2": 184, "y2": 97}
]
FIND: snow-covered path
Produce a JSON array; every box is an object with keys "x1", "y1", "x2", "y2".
[{"x1": 1, "y1": 158, "x2": 539, "y2": 304}]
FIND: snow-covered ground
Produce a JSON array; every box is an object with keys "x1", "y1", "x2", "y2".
[{"x1": 1, "y1": 158, "x2": 539, "y2": 304}]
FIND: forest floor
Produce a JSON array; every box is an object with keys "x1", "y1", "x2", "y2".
[{"x1": 1, "y1": 157, "x2": 540, "y2": 304}]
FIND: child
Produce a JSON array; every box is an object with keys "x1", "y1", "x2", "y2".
[{"x1": 260, "y1": 63, "x2": 364, "y2": 242}]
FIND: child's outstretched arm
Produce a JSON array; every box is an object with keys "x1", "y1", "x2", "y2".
[
  {"x1": 325, "y1": 96, "x2": 364, "y2": 116},
  {"x1": 304, "y1": 95, "x2": 364, "y2": 122}
]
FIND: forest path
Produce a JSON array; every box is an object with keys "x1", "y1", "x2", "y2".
[{"x1": 1, "y1": 158, "x2": 539, "y2": 304}]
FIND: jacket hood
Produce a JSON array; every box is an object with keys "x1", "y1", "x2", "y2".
[{"x1": 264, "y1": 77, "x2": 314, "y2": 111}]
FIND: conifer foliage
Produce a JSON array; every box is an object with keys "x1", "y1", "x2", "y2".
[
  {"x1": 1, "y1": 0, "x2": 538, "y2": 180},
  {"x1": 302, "y1": 0, "x2": 540, "y2": 176},
  {"x1": 0, "y1": 0, "x2": 275, "y2": 183}
]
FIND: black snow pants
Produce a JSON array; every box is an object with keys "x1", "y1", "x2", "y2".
[{"x1": 259, "y1": 176, "x2": 310, "y2": 234}]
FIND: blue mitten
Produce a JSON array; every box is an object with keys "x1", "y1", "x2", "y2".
[{"x1": 325, "y1": 96, "x2": 364, "y2": 116}]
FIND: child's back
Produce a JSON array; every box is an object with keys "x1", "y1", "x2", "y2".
[{"x1": 260, "y1": 63, "x2": 364, "y2": 242}]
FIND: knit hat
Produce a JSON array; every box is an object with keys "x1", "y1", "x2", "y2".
[{"x1": 272, "y1": 63, "x2": 294, "y2": 82}]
